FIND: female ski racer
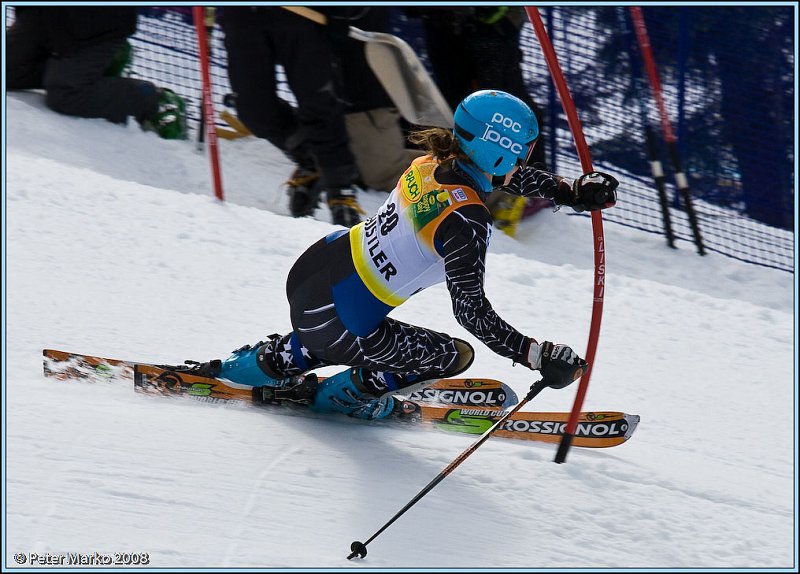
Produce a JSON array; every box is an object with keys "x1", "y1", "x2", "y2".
[{"x1": 184, "y1": 90, "x2": 618, "y2": 420}]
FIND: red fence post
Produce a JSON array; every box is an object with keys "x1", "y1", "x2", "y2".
[{"x1": 193, "y1": 7, "x2": 224, "y2": 201}]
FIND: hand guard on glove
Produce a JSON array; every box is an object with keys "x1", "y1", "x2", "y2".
[
  {"x1": 567, "y1": 171, "x2": 618, "y2": 212},
  {"x1": 494, "y1": 168, "x2": 617, "y2": 214},
  {"x1": 525, "y1": 340, "x2": 587, "y2": 389}
]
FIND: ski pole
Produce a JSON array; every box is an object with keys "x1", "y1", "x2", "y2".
[
  {"x1": 629, "y1": 6, "x2": 705, "y2": 256},
  {"x1": 347, "y1": 379, "x2": 548, "y2": 560},
  {"x1": 618, "y1": 7, "x2": 677, "y2": 250}
]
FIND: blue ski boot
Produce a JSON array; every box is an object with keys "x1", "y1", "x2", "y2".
[
  {"x1": 172, "y1": 340, "x2": 318, "y2": 405},
  {"x1": 310, "y1": 338, "x2": 476, "y2": 421},
  {"x1": 310, "y1": 368, "x2": 396, "y2": 420}
]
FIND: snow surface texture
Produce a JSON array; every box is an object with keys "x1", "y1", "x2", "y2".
[{"x1": 5, "y1": 92, "x2": 797, "y2": 570}]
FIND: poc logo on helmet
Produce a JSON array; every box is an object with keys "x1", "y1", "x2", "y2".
[
  {"x1": 481, "y1": 125, "x2": 524, "y2": 154},
  {"x1": 480, "y1": 111, "x2": 525, "y2": 154},
  {"x1": 490, "y1": 112, "x2": 522, "y2": 133}
]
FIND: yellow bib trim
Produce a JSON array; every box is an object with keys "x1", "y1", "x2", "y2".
[{"x1": 350, "y1": 222, "x2": 407, "y2": 307}]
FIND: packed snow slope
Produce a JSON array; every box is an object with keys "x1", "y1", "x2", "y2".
[{"x1": 5, "y1": 92, "x2": 797, "y2": 570}]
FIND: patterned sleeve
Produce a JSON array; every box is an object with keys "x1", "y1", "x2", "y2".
[
  {"x1": 436, "y1": 204, "x2": 532, "y2": 364},
  {"x1": 495, "y1": 166, "x2": 574, "y2": 205}
]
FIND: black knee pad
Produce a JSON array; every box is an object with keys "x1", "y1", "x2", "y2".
[{"x1": 447, "y1": 338, "x2": 475, "y2": 376}]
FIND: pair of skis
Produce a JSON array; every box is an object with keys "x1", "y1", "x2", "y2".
[{"x1": 42, "y1": 349, "x2": 639, "y2": 448}]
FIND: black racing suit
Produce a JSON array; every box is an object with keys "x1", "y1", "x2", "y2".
[{"x1": 260, "y1": 158, "x2": 564, "y2": 395}]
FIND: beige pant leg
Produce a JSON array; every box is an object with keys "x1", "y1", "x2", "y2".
[{"x1": 345, "y1": 108, "x2": 418, "y2": 192}]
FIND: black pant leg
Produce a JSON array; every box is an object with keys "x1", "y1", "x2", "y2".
[
  {"x1": 220, "y1": 11, "x2": 301, "y2": 155},
  {"x1": 266, "y1": 9, "x2": 355, "y2": 172},
  {"x1": 422, "y1": 21, "x2": 475, "y2": 111},
  {"x1": 6, "y1": 11, "x2": 50, "y2": 90},
  {"x1": 43, "y1": 40, "x2": 159, "y2": 123}
]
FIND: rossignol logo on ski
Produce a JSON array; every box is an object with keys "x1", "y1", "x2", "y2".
[
  {"x1": 435, "y1": 408, "x2": 633, "y2": 440},
  {"x1": 500, "y1": 418, "x2": 629, "y2": 437},
  {"x1": 406, "y1": 388, "x2": 505, "y2": 406}
]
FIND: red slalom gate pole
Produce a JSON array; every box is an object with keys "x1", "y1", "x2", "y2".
[
  {"x1": 525, "y1": 7, "x2": 606, "y2": 464},
  {"x1": 193, "y1": 7, "x2": 224, "y2": 201}
]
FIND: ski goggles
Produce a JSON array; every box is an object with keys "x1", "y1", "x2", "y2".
[{"x1": 518, "y1": 139, "x2": 538, "y2": 169}]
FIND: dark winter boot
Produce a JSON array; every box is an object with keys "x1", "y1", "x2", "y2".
[
  {"x1": 327, "y1": 185, "x2": 365, "y2": 227},
  {"x1": 318, "y1": 164, "x2": 365, "y2": 227},
  {"x1": 286, "y1": 165, "x2": 321, "y2": 217},
  {"x1": 140, "y1": 88, "x2": 187, "y2": 140}
]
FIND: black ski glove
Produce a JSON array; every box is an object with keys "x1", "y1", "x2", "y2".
[
  {"x1": 568, "y1": 172, "x2": 619, "y2": 212},
  {"x1": 524, "y1": 340, "x2": 587, "y2": 389}
]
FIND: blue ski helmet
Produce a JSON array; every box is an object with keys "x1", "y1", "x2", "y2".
[{"x1": 453, "y1": 90, "x2": 539, "y2": 176}]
